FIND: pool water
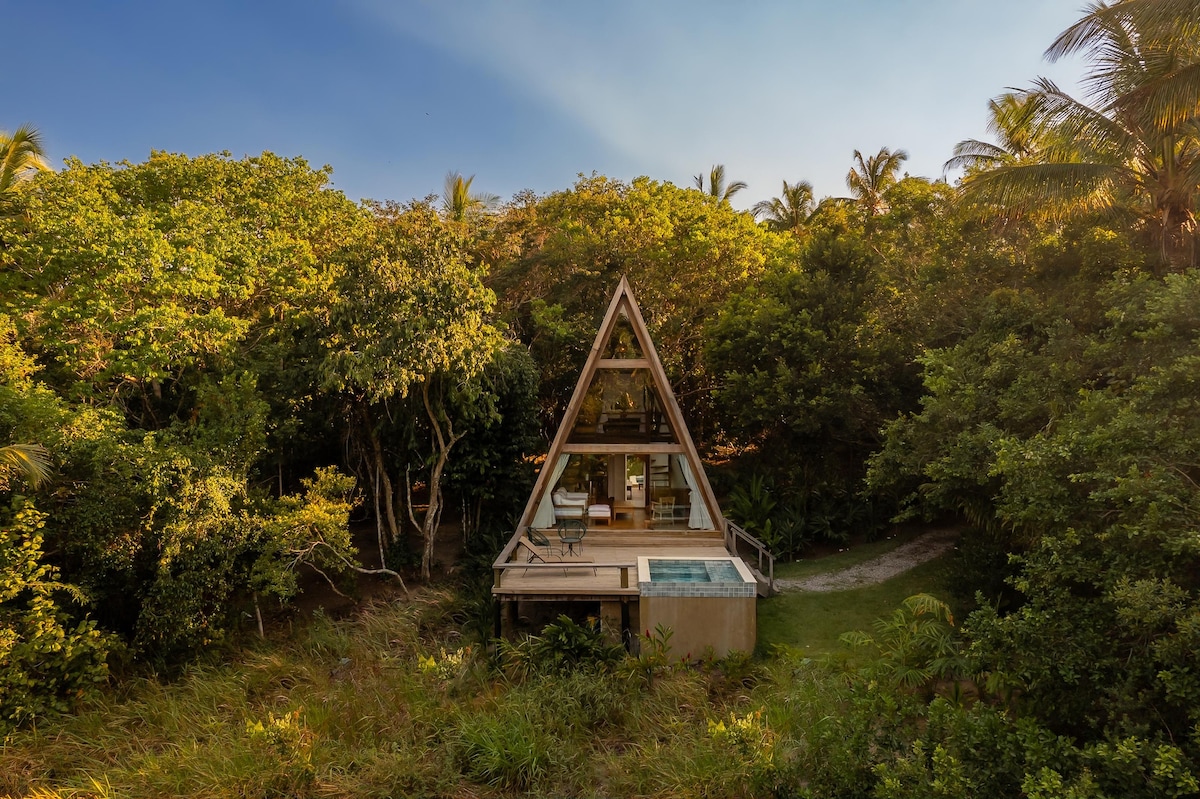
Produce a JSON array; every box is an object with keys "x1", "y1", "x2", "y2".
[{"x1": 648, "y1": 558, "x2": 742, "y2": 583}]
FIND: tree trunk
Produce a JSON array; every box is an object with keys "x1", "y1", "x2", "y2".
[
  {"x1": 359, "y1": 405, "x2": 400, "y2": 548},
  {"x1": 461, "y1": 494, "x2": 482, "y2": 545},
  {"x1": 253, "y1": 592, "x2": 265, "y2": 638},
  {"x1": 419, "y1": 380, "x2": 464, "y2": 580}
]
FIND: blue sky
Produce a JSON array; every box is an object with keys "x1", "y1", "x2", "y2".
[{"x1": 11, "y1": 1, "x2": 1086, "y2": 210}]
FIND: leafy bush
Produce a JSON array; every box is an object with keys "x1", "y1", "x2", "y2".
[
  {"x1": 726, "y1": 474, "x2": 777, "y2": 543},
  {"x1": 0, "y1": 499, "x2": 110, "y2": 730},
  {"x1": 497, "y1": 615, "x2": 624, "y2": 679},
  {"x1": 727, "y1": 473, "x2": 888, "y2": 561},
  {"x1": 243, "y1": 709, "x2": 316, "y2": 795},
  {"x1": 840, "y1": 593, "x2": 966, "y2": 691}
]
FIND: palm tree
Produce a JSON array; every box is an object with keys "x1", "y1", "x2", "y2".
[
  {"x1": 960, "y1": 0, "x2": 1200, "y2": 266},
  {"x1": 441, "y1": 171, "x2": 499, "y2": 223},
  {"x1": 945, "y1": 91, "x2": 1059, "y2": 172},
  {"x1": 846, "y1": 147, "x2": 909, "y2": 216},
  {"x1": 752, "y1": 180, "x2": 816, "y2": 235},
  {"x1": 693, "y1": 164, "x2": 748, "y2": 203},
  {"x1": 0, "y1": 443, "x2": 52, "y2": 487},
  {"x1": 0, "y1": 124, "x2": 51, "y2": 197}
]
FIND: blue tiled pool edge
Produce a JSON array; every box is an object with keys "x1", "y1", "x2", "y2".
[{"x1": 638, "y1": 556, "x2": 757, "y2": 598}]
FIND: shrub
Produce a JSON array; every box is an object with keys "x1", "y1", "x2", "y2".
[
  {"x1": 497, "y1": 615, "x2": 623, "y2": 679},
  {"x1": 452, "y1": 708, "x2": 560, "y2": 792},
  {"x1": 0, "y1": 499, "x2": 110, "y2": 730}
]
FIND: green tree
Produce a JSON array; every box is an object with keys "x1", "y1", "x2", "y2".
[
  {"x1": 0, "y1": 124, "x2": 50, "y2": 201},
  {"x1": 845, "y1": 146, "x2": 909, "y2": 216},
  {"x1": 442, "y1": 171, "x2": 499, "y2": 223},
  {"x1": 945, "y1": 91, "x2": 1057, "y2": 173},
  {"x1": 752, "y1": 179, "x2": 816, "y2": 236},
  {"x1": 693, "y1": 164, "x2": 748, "y2": 203},
  {"x1": 323, "y1": 200, "x2": 503, "y2": 579},
  {"x1": 487, "y1": 174, "x2": 774, "y2": 438},
  {"x1": 0, "y1": 154, "x2": 370, "y2": 661},
  {"x1": 0, "y1": 151, "x2": 365, "y2": 431},
  {"x1": 871, "y1": 266, "x2": 1200, "y2": 760},
  {"x1": 0, "y1": 314, "x2": 65, "y2": 499},
  {"x1": 705, "y1": 229, "x2": 923, "y2": 533},
  {"x1": 443, "y1": 343, "x2": 542, "y2": 544},
  {"x1": 0, "y1": 318, "x2": 109, "y2": 725},
  {"x1": 961, "y1": 0, "x2": 1200, "y2": 267}
]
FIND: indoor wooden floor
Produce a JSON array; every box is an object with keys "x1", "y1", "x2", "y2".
[{"x1": 566, "y1": 507, "x2": 696, "y2": 530}]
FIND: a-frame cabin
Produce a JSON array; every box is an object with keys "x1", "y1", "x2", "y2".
[{"x1": 493, "y1": 278, "x2": 759, "y2": 656}]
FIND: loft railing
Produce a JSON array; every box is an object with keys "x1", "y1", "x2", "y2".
[{"x1": 724, "y1": 520, "x2": 775, "y2": 593}]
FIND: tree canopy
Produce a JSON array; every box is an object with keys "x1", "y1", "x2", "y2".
[{"x1": 1, "y1": 8, "x2": 1199, "y2": 793}]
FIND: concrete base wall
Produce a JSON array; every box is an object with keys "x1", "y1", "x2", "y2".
[{"x1": 639, "y1": 595, "x2": 755, "y2": 659}]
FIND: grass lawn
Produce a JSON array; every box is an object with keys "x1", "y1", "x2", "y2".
[
  {"x1": 771, "y1": 527, "x2": 927, "y2": 582},
  {"x1": 757, "y1": 555, "x2": 951, "y2": 656}
]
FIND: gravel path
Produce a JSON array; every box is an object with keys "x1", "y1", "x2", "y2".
[{"x1": 774, "y1": 527, "x2": 959, "y2": 592}]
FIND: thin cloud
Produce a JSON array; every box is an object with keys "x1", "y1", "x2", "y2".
[{"x1": 355, "y1": 1, "x2": 1085, "y2": 206}]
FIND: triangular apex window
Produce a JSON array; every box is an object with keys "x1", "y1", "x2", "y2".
[
  {"x1": 602, "y1": 311, "x2": 645, "y2": 359},
  {"x1": 568, "y1": 368, "x2": 680, "y2": 444}
]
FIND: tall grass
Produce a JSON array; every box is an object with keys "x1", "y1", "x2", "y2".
[{"x1": 1, "y1": 582, "x2": 955, "y2": 798}]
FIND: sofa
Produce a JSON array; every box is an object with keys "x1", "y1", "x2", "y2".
[{"x1": 552, "y1": 488, "x2": 588, "y2": 519}]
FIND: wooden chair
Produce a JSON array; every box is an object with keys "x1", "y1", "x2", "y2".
[{"x1": 651, "y1": 496, "x2": 676, "y2": 526}]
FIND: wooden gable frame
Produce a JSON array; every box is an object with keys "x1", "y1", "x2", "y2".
[{"x1": 510, "y1": 276, "x2": 724, "y2": 534}]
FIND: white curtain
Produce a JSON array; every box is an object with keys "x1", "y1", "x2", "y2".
[
  {"x1": 675, "y1": 455, "x2": 713, "y2": 529},
  {"x1": 532, "y1": 455, "x2": 571, "y2": 528}
]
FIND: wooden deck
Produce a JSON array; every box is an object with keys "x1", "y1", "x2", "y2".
[{"x1": 493, "y1": 524, "x2": 729, "y2": 601}]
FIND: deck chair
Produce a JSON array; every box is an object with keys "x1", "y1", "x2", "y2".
[
  {"x1": 651, "y1": 496, "x2": 675, "y2": 526},
  {"x1": 526, "y1": 526, "x2": 560, "y2": 557},
  {"x1": 515, "y1": 538, "x2": 595, "y2": 576}
]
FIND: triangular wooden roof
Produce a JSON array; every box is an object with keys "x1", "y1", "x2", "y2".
[{"x1": 510, "y1": 276, "x2": 724, "y2": 534}]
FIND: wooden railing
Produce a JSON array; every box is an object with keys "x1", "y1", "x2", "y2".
[
  {"x1": 724, "y1": 520, "x2": 775, "y2": 593},
  {"x1": 493, "y1": 560, "x2": 639, "y2": 592}
]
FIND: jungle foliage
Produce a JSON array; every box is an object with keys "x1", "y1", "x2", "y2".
[{"x1": 1, "y1": 0, "x2": 1199, "y2": 792}]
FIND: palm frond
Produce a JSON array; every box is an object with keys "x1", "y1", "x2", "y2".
[
  {"x1": 1054, "y1": 0, "x2": 1200, "y2": 63},
  {"x1": 441, "y1": 171, "x2": 497, "y2": 222},
  {"x1": 0, "y1": 443, "x2": 53, "y2": 487},
  {"x1": 902, "y1": 593, "x2": 954, "y2": 625},
  {"x1": 846, "y1": 150, "x2": 867, "y2": 191},
  {"x1": 945, "y1": 140, "x2": 1011, "y2": 171},
  {"x1": 987, "y1": 91, "x2": 1055, "y2": 157},
  {"x1": 752, "y1": 180, "x2": 814, "y2": 232},
  {"x1": 1048, "y1": 0, "x2": 1200, "y2": 108},
  {"x1": 751, "y1": 198, "x2": 781, "y2": 219},
  {"x1": 1114, "y1": 62, "x2": 1200, "y2": 130},
  {"x1": 722, "y1": 179, "x2": 749, "y2": 201},
  {"x1": 1028, "y1": 78, "x2": 1138, "y2": 160},
  {"x1": 847, "y1": 147, "x2": 907, "y2": 214},
  {"x1": 0, "y1": 124, "x2": 51, "y2": 195},
  {"x1": 961, "y1": 161, "x2": 1123, "y2": 216},
  {"x1": 1046, "y1": 1, "x2": 1125, "y2": 63},
  {"x1": 695, "y1": 164, "x2": 746, "y2": 201}
]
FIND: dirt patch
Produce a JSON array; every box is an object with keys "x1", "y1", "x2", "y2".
[{"x1": 775, "y1": 527, "x2": 959, "y2": 593}]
